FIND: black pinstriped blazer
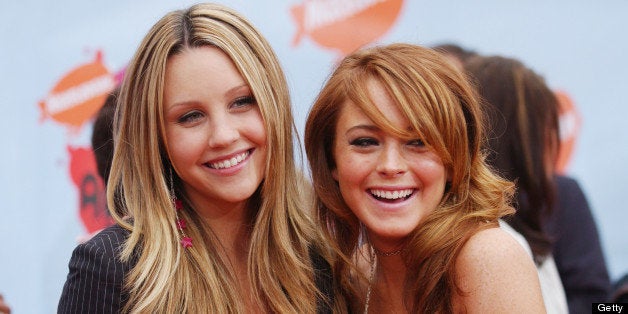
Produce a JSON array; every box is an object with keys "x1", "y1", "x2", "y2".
[
  {"x1": 58, "y1": 225, "x2": 133, "y2": 313},
  {"x1": 58, "y1": 224, "x2": 334, "y2": 313}
]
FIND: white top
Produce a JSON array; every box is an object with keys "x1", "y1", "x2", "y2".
[{"x1": 499, "y1": 220, "x2": 568, "y2": 314}]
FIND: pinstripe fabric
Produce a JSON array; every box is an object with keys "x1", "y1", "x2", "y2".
[
  {"x1": 57, "y1": 224, "x2": 334, "y2": 313},
  {"x1": 58, "y1": 224, "x2": 132, "y2": 314}
]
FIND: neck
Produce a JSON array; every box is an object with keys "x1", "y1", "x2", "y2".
[
  {"x1": 368, "y1": 254, "x2": 408, "y2": 313},
  {"x1": 201, "y1": 204, "x2": 260, "y2": 311},
  {"x1": 186, "y1": 196, "x2": 251, "y2": 265},
  {"x1": 373, "y1": 246, "x2": 404, "y2": 257},
  {"x1": 376, "y1": 254, "x2": 406, "y2": 291},
  {"x1": 209, "y1": 213, "x2": 250, "y2": 260},
  {"x1": 189, "y1": 194, "x2": 249, "y2": 244}
]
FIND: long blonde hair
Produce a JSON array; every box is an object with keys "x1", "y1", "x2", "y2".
[
  {"x1": 304, "y1": 43, "x2": 514, "y2": 313},
  {"x1": 109, "y1": 3, "x2": 322, "y2": 313}
]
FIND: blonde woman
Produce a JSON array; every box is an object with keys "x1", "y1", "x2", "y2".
[
  {"x1": 58, "y1": 3, "x2": 333, "y2": 313},
  {"x1": 304, "y1": 43, "x2": 545, "y2": 313}
]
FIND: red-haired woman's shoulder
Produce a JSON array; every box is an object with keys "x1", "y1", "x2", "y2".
[{"x1": 453, "y1": 227, "x2": 546, "y2": 313}]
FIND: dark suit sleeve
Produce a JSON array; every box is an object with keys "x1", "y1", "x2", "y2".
[
  {"x1": 548, "y1": 176, "x2": 612, "y2": 313},
  {"x1": 311, "y1": 249, "x2": 334, "y2": 314},
  {"x1": 58, "y1": 227, "x2": 129, "y2": 314}
]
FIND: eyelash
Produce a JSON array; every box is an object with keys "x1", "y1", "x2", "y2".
[
  {"x1": 408, "y1": 139, "x2": 425, "y2": 147},
  {"x1": 349, "y1": 138, "x2": 378, "y2": 147},
  {"x1": 232, "y1": 95, "x2": 256, "y2": 109},
  {"x1": 175, "y1": 95, "x2": 256, "y2": 124},
  {"x1": 177, "y1": 111, "x2": 203, "y2": 124},
  {"x1": 348, "y1": 137, "x2": 426, "y2": 147}
]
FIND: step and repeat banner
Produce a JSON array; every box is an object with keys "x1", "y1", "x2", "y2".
[{"x1": 1, "y1": 1, "x2": 627, "y2": 312}]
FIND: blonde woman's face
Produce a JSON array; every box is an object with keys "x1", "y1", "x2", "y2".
[
  {"x1": 332, "y1": 79, "x2": 447, "y2": 251},
  {"x1": 163, "y1": 46, "x2": 267, "y2": 217}
]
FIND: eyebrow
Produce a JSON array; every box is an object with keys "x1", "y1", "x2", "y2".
[
  {"x1": 167, "y1": 83, "x2": 251, "y2": 109},
  {"x1": 344, "y1": 124, "x2": 382, "y2": 135},
  {"x1": 347, "y1": 124, "x2": 416, "y2": 132},
  {"x1": 346, "y1": 124, "x2": 380, "y2": 133},
  {"x1": 225, "y1": 84, "x2": 252, "y2": 98},
  {"x1": 345, "y1": 124, "x2": 419, "y2": 140}
]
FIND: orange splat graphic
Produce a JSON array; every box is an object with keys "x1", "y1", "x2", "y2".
[
  {"x1": 555, "y1": 90, "x2": 582, "y2": 174},
  {"x1": 291, "y1": 0, "x2": 404, "y2": 56},
  {"x1": 39, "y1": 50, "x2": 115, "y2": 129},
  {"x1": 68, "y1": 145, "x2": 113, "y2": 234}
]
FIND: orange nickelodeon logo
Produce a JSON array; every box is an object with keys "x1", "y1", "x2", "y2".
[
  {"x1": 555, "y1": 90, "x2": 582, "y2": 174},
  {"x1": 290, "y1": 0, "x2": 404, "y2": 56},
  {"x1": 38, "y1": 50, "x2": 115, "y2": 129}
]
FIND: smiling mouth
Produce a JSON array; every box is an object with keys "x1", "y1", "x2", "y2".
[
  {"x1": 206, "y1": 150, "x2": 250, "y2": 169},
  {"x1": 369, "y1": 189, "x2": 415, "y2": 202}
]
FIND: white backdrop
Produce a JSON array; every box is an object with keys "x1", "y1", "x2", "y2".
[{"x1": 1, "y1": 1, "x2": 626, "y2": 312}]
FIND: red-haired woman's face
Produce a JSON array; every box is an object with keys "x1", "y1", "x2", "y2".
[{"x1": 332, "y1": 79, "x2": 448, "y2": 251}]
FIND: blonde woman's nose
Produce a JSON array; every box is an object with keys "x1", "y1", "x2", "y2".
[{"x1": 208, "y1": 117, "x2": 239, "y2": 148}]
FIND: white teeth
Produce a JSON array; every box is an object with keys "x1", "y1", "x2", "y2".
[
  {"x1": 209, "y1": 151, "x2": 249, "y2": 169},
  {"x1": 370, "y1": 189, "x2": 414, "y2": 200}
]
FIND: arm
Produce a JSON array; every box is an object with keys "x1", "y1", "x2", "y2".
[
  {"x1": 58, "y1": 227, "x2": 129, "y2": 314},
  {"x1": 454, "y1": 227, "x2": 546, "y2": 313}
]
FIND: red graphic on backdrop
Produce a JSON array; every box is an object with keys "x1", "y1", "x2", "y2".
[
  {"x1": 290, "y1": 0, "x2": 404, "y2": 56},
  {"x1": 555, "y1": 90, "x2": 581, "y2": 174},
  {"x1": 38, "y1": 50, "x2": 115, "y2": 129},
  {"x1": 67, "y1": 145, "x2": 113, "y2": 234},
  {"x1": 37, "y1": 50, "x2": 124, "y2": 241}
]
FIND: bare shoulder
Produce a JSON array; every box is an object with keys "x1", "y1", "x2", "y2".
[
  {"x1": 453, "y1": 227, "x2": 546, "y2": 313},
  {"x1": 458, "y1": 227, "x2": 530, "y2": 266}
]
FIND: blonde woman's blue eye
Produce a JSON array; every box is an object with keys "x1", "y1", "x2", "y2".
[
  {"x1": 178, "y1": 111, "x2": 203, "y2": 124},
  {"x1": 232, "y1": 96, "x2": 256, "y2": 108}
]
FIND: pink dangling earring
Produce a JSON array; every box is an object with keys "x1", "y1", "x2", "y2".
[{"x1": 170, "y1": 167, "x2": 192, "y2": 248}]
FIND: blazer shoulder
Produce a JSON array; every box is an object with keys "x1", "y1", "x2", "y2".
[
  {"x1": 83, "y1": 224, "x2": 131, "y2": 256},
  {"x1": 58, "y1": 224, "x2": 132, "y2": 313}
]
